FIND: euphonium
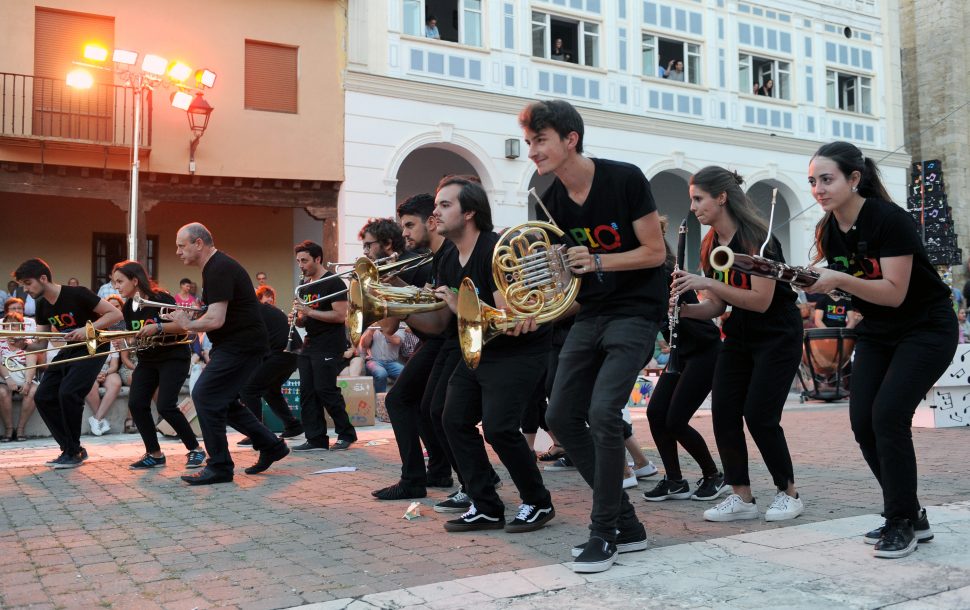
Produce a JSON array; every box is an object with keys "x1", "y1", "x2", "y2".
[
  {"x1": 346, "y1": 257, "x2": 445, "y2": 346},
  {"x1": 457, "y1": 221, "x2": 581, "y2": 369}
]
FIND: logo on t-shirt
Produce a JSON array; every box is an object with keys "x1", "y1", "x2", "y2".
[
  {"x1": 303, "y1": 293, "x2": 321, "y2": 310},
  {"x1": 569, "y1": 223, "x2": 622, "y2": 252},
  {"x1": 832, "y1": 255, "x2": 882, "y2": 280},
  {"x1": 47, "y1": 313, "x2": 78, "y2": 330},
  {"x1": 710, "y1": 268, "x2": 751, "y2": 290}
]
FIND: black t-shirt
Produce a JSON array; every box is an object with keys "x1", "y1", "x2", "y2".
[
  {"x1": 396, "y1": 249, "x2": 432, "y2": 288},
  {"x1": 437, "y1": 231, "x2": 551, "y2": 351},
  {"x1": 538, "y1": 158, "x2": 665, "y2": 321},
  {"x1": 259, "y1": 302, "x2": 300, "y2": 352},
  {"x1": 814, "y1": 294, "x2": 853, "y2": 328},
  {"x1": 823, "y1": 197, "x2": 951, "y2": 337},
  {"x1": 202, "y1": 251, "x2": 268, "y2": 353},
  {"x1": 662, "y1": 264, "x2": 720, "y2": 357},
  {"x1": 34, "y1": 285, "x2": 103, "y2": 356},
  {"x1": 706, "y1": 233, "x2": 800, "y2": 339},
  {"x1": 299, "y1": 271, "x2": 347, "y2": 354},
  {"x1": 122, "y1": 292, "x2": 190, "y2": 362}
]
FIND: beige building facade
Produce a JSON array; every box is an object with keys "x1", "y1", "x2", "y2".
[{"x1": 0, "y1": 0, "x2": 347, "y2": 301}]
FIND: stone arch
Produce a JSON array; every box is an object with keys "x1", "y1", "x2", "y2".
[
  {"x1": 386, "y1": 130, "x2": 500, "y2": 197},
  {"x1": 743, "y1": 174, "x2": 805, "y2": 263}
]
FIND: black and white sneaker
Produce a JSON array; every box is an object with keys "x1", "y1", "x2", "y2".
[
  {"x1": 691, "y1": 472, "x2": 729, "y2": 501},
  {"x1": 130, "y1": 454, "x2": 166, "y2": 469},
  {"x1": 291, "y1": 441, "x2": 328, "y2": 452},
  {"x1": 571, "y1": 524, "x2": 649, "y2": 557},
  {"x1": 873, "y1": 518, "x2": 917, "y2": 559},
  {"x1": 434, "y1": 489, "x2": 472, "y2": 513},
  {"x1": 505, "y1": 503, "x2": 555, "y2": 533},
  {"x1": 572, "y1": 536, "x2": 617, "y2": 573},
  {"x1": 643, "y1": 477, "x2": 692, "y2": 501},
  {"x1": 51, "y1": 453, "x2": 84, "y2": 469},
  {"x1": 864, "y1": 508, "x2": 933, "y2": 544},
  {"x1": 443, "y1": 504, "x2": 505, "y2": 532},
  {"x1": 45, "y1": 452, "x2": 67, "y2": 466},
  {"x1": 543, "y1": 456, "x2": 576, "y2": 471}
]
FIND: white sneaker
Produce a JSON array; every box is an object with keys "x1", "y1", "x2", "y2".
[
  {"x1": 89, "y1": 416, "x2": 104, "y2": 436},
  {"x1": 99, "y1": 419, "x2": 111, "y2": 434},
  {"x1": 703, "y1": 493, "x2": 759, "y2": 522},
  {"x1": 622, "y1": 474, "x2": 638, "y2": 489},
  {"x1": 633, "y1": 461, "x2": 658, "y2": 478},
  {"x1": 765, "y1": 491, "x2": 804, "y2": 522}
]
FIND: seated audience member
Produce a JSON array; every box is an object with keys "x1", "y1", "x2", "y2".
[
  {"x1": 0, "y1": 312, "x2": 39, "y2": 441},
  {"x1": 399, "y1": 324, "x2": 421, "y2": 363},
  {"x1": 361, "y1": 319, "x2": 405, "y2": 393},
  {"x1": 425, "y1": 15, "x2": 440, "y2": 39},
  {"x1": 86, "y1": 349, "x2": 123, "y2": 436},
  {"x1": 814, "y1": 292, "x2": 857, "y2": 328},
  {"x1": 959, "y1": 309, "x2": 969, "y2": 344}
]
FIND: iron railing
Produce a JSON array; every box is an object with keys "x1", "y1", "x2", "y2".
[{"x1": 0, "y1": 72, "x2": 151, "y2": 147}]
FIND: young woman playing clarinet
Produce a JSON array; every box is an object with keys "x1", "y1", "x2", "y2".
[
  {"x1": 807, "y1": 142, "x2": 956, "y2": 558},
  {"x1": 111, "y1": 261, "x2": 206, "y2": 470},
  {"x1": 672, "y1": 166, "x2": 804, "y2": 523},
  {"x1": 643, "y1": 216, "x2": 726, "y2": 502}
]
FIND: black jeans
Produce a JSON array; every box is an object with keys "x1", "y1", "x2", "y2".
[
  {"x1": 240, "y1": 351, "x2": 300, "y2": 428},
  {"x1": 34, "y1": 350, "x2": 107, "y2": 455},
  {"x1": 547, "y1": 315, "x2": 657, "y2": 541},
  {"x1": 425, "y1": 342, "x2": 463, "y2": 485},
  {"x1": 712, "y1": 329, "x2": 801, "y2": 490},
  {"x1": 850, "y1": 308, "x2": 957, "y2": 520},
  {"x1": 191, "y1": 347, "x2": 285, "y2": 475},
  {"x1": 647, "y1": 343, "x2": 720, "y2": 481},
  {"x1": 385, "y1": 338, "x2": 450, "y2": 487},
  {"x1": 129, "y1": 357, "x2": 196, "y2": 454},
  {"x1": 443, "y1": 348, "x2": 552, "y2": 517},
  {"x1": 298, "y1": 349, "x2": 356, "y2": 445}
]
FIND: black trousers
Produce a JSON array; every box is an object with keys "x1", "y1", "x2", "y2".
[
  {"x1": 385, "y1": 338, "x2": 451, "y2": 487},
  {"x1": 191, "y1": 347, "x2": 285, "y2": 475},
  {"x1": 34, "y1": 350, "x2": 106, "y2": 455},
  {"x1": 647, "y1": 343, "x2": 720, "y2": 481},
  {"x1": 129, "y1": 357, "x2": 196, "y2": 454},
  {"x1": 443, "y1": 348, "x2": 552, "y2": 517},
  {"x1": 298, "y1": 349, "x2": 356, "y2": 445},
  {"x1": 712, "y1": 328, "x2": 801, "y2": 490},
  {"x1": 850, "y1": 308, "x2": 957, "y2": 520},
  {"x1": 424, "y1": 342, "x2": 464, "y2": 486},
  {"x1": 240, "y1": 351, "x2": 300, "y2": 427},
  {"x1": 520, "y1": 340, "x2": 566, "y2": 435}
]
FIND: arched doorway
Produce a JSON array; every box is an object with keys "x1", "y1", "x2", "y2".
[
  {"x1": 526, "y1": 171, "x2": 556, "y2": 220},
  {"x1": 395, "y1": 146, "x2": 479, "y2": 202},
  {"x1": 747, "y1": 181, "x2": 793, "y2": 262},
  {"x1": 651, "y1": 170, "x2": 702, "y2": 271}
]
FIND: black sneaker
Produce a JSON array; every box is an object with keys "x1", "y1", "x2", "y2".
[
  {"x1": 236, "y1": 437, "x2": 253, "y2": 447},
  {"x1": 443, "y1": 505, "x2": 505, "y2": 532},
  {"x1": 79, "y1": 447, "x2": 89, "y2": 461},
  {"x1": 571, "y1": 523, "x2": 649, "y2": 557},
  {"x1": 330, "y1": 439, "x2": 353, "y2": 451},
  {"x1": 643, "y1": 477, "x2": 691, "y2": 502},
  {"x1": 544, "y1": 455, "x2": 576, "y2": 471},
  {"x1": 292, "y1": 441, "x2": 328, "y2": 452},
  {"x1": 873, "y1": 518, "x2": 917, "y2": 559},
  {"x1": 51, "y1": 452, "x2": 84, "y2": 469},
  {"x1": 572, "y1": 536, "x2": 617, "y2": 573},
  {"x1": 505, "y1": 503, "x2": 555, "y2": 533},
  {"x1": 434, "y1": 489, "x2": 472, "y2": 513},
  {"x1": 691, "y1": 472, "x2": 729, "y2": 501},
  {"x1": 372, "y1": 483, "x2": 427, "y2": 500},
  {"x1": 130, "y1": 454, "x2": 166, "y2": 469},
  {"x1": 281, "y1": 423, "x2": 305, "y2": 438},
  {"x1": 186, "y1": 449, "x2": 206, "y2": 469},
  {"x1": 864, "y1": 508, "x2": 934, "y2": 545},
  {"x1": 45, "y1": 452, "x2": 67, "y2": 466}
]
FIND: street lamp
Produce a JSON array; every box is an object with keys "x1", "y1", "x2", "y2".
[{"x1": 67, "y1": 45, "x2": 216, "y2": 262}]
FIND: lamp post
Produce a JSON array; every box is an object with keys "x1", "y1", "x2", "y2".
[{"x1": 68, "y1": 46, "x2": 216, "y2": 261}]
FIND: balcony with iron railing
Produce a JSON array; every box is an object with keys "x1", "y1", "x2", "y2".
[{"x1": 0, "y1": 72, "x2": 151, "y2": 151}]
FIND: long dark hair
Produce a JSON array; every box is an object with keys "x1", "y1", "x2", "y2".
[
  {"x1": 111, "y1": 260, "x2": 160, "y2": 300},
  {"x1": 692, "y1": 166, "x2": 770, "y2": 274},
  {"x1": 810, "y1": 141, "x2": 893, "y2": 263}
]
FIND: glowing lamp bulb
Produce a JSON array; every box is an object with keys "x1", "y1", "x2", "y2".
[
  {"x1": 170, "y1": 91, "x2": 193, "y2": 111},
  {"x1": 168, "y1": 62, "x2": 192, "y2": 82},
  {"x1": 83, "y1": 44, "x2": 108, "y2": 62},
  {"x1": 66, "y1": 69, "x2": 94, "y2": 89},
  {"x1": 141, "y1": 54, "x2": 168, "y2": 76}
]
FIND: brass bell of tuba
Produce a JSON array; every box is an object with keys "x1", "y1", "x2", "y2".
[{"x1": 458, "y1": 221, "x2": 581, "y2": 369}]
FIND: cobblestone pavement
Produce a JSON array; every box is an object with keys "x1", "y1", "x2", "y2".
[{"x1": 2, "y1": 398, "x2": 969, "y2": 609}]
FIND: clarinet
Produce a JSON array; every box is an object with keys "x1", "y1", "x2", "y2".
[
  {"x1": 284, "y1": 273, "x2": 305, "y2": 354},
  {"x1": 665, "y1": 217, "x2": 689, "y2": 376}
]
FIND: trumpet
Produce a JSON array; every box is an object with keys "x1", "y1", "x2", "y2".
[{"x1": 132, "y1": 294, "x2": 207, "y2": 316}]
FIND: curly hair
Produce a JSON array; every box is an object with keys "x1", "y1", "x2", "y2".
[{"x1": 358, "y1": 218, "x2": 406, "y2": 254}]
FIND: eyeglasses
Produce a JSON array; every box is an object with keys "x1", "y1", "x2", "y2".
[{"x1": 362, "y1": 241, "x2": 378, "y2": 250}]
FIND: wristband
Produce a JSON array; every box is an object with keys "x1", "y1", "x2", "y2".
[
  {"x1": 156, "y1": 323, "x2": 163, "y2": 336},
  {"x1": 593, "y1": 254, "x2": 603, "y2": 274}
]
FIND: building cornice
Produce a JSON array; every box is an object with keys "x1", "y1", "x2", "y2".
[{"x1": 344, "y1": 71, "x2": 910, "y2": 168}]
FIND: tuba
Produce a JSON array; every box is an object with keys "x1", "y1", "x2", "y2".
[
  {"x1": 457, "y1": 221, "x2": 581, "y2": 369},
  {"x1": 346, "y1": 257, "x2": 445, "y2": 346}
]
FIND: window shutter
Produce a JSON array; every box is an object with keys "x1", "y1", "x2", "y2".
[{"x1": 245, "y1": 40, "x2": 298, "y2": 113}]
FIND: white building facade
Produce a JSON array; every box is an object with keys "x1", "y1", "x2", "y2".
[{"x1": 339, "y1": 0, "x2": 908, "y2": 267}]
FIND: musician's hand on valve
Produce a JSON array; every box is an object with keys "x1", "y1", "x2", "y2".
[
  {"x1": 434, "y1": 286, "x2": 459, "y2": 314},
  {"x1": 63, "y1": 328, "x2": 86, "y2": 342},
  {"x1": 164, "y1": 309, "x2": 192, "y2": 329},
  {"x1": 505, "y1": 315, "x2": 538, "y2": 336},
  {"x1": 565, "y1": 246, "x2": 593, "y2": 275},
  {"x1": 806, "y1": 267, "x2": 844, "y2": 296}
]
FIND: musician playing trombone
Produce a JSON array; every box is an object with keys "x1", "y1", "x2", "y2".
[{"x1": 11, "y1": 258, "x2": 123, "y2": 469}]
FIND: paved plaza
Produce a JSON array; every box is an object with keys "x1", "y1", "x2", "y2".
[{"x1": 2, "y1": 398, "x2": 970, "y2": 609}]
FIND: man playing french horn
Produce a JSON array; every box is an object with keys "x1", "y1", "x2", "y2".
[{"x1": 404, "y1": 176, "x2": 556, "y2": 534}]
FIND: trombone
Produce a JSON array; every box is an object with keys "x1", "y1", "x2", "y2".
[
  {"x1": 132, "y1": 294, "x2": 207, "y2": 315},
  {"x1": 296, "y1": 253, "x2": 433, "y2": 306}
]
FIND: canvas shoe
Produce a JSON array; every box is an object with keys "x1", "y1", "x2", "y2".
[
  {"x1": 571, "y1": 536, "x2": 617, "y2": 573},
  {"x1": 434, "y1": 489, "x2": 472, "y2": 513},
  {"x1": 571, "y1": 524, "x2": 649, "y2": 557},
  {"x1": 443, "y1": 505, "x2": 505, "y2": 532},
  {"x1": 704, "y1": 494, "x2": 759, "y2": 522},
  {"x1": 864, "y1": 508, "x2": 933, "y2": 544},
  {"x1": 632, "y1": 461, "x2": 658, "y2": 478},
  {"x1": 89, "y1": 416, "x2": 104, "y2": 436},
  {"x1": 764, "y1": 491, "x2": 804, "y2": 522},
  {"x1": 505, "y1": 503, "x2": 555, "y2": 533}
]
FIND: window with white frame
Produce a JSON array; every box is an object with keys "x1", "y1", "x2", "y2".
[
  {"x1": 826, "y1": 69, "x2": 871, "y2": 114},
  {"x1": 739, "y1": 53, "x2": 791, "y2": 100},
  {"x1": 641, "y1": 33, "x2": 700, "y2": 84},
  {"x1": 403, "y1": 0, "x2": 483, "y2": 47},
  {"x1": 532, "y1": 11, "x2": 600, "y2": 67}
]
